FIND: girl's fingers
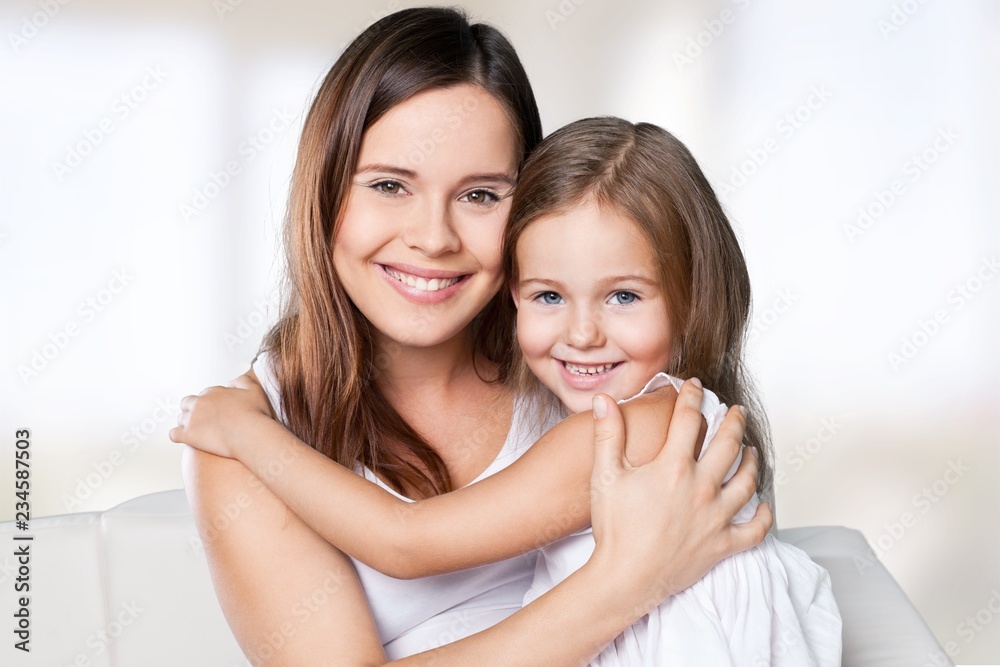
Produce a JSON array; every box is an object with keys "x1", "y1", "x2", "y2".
[
  {"x1": 167, "y1": 426, "x2": 183, "y2": 444},
  {"x1": 698, "y1": 405, "x2": 746, "y2": 484},
  {"x1": 592, "y1": 394, "x2": 626, "y2": 478},
  {"x1": 654, "y1": 378, "x2": 705, "y2": 467},
  {"x1": 180, "y1": 394, "x2": 197, "y2": 411}
]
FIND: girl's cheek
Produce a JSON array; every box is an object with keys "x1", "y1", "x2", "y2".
[{"x1": 516, "y1": 311, "x2": 551, "y2": 358}]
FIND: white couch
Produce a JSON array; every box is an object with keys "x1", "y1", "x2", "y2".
[{"x1": 1, "y1": 490, "x2": 952, "y2": 666}]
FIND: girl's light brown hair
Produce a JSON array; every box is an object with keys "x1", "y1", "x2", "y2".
[
  {"x1": 501, "y1": 117, "x2": 772, "y2": 494},
  {"x1": 261, "y1": 7, "x2": 542, "y2": 499}
]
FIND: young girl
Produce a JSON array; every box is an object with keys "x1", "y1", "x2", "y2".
[
  {"x1": 177, "y1": 115, "x2": 834, "y2": 662},
  {"x1": 503, "y1": 116, "x2": 842, "y2": 665}
]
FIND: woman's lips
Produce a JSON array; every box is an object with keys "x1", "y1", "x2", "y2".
[{"x1": 377, "y1": 263, "x2": 470, "y2": 304}]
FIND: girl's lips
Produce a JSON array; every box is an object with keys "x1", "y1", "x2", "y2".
[
  {"x1": 376, "y1": 263, "x2": 471, "y2": 305},
  {"x1": 555, "y1": 359, "x2": 624, "y2": 391}
]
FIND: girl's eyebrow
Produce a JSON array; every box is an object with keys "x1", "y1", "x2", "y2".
[
  {"x1": 519, "y1": 277, "x2": 564, "y2": 289},
  {"x1": 520, "y1": 275, "x2": 657, "y2": 288},
  {"x1": 597, "y1": 275, "x2": 659, "y2": 287}
]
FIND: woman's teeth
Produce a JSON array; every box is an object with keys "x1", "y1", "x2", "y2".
[
  {"x1": 385, "y1": 267, "x2": 461, "y2": 292},
  {"x1": 563, "y1": 361, "x2": 619, "y2": 376}
]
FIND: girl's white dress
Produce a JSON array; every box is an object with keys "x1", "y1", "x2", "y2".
[{"x1": 523, "y1": 373, "x2": 843, "y2": 666}]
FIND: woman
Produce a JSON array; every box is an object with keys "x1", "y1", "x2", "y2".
[{"x1": 177, "y1": 7, "x2": 770, "y2": 664}]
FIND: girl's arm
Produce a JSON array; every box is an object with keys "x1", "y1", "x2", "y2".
[
  {"x1": 184, "y1": 396, "x2": 771, "y2": 666},
  {"x1": 173, "y1": 372, "x2": 758, "y2": 580}
]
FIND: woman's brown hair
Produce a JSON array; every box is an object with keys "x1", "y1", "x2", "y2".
[
  {"x1": 261, "y1": 7, "x2": 542, "y2": 498},
  {"x1": 502, "y1": 117, "x2": 773, "y2": 494}
]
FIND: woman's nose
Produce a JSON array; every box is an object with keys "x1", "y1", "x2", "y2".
[{"x1": 401, "y1": 200, "x2": 461, "y2": 257}]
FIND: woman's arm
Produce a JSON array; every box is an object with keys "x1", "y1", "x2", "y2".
[
  {"x1": 184, "y1": 396, "x2": 771, "y2": 667},
  {"x1": 173, "y1": 373, "x2": 755, "y2": 579}
]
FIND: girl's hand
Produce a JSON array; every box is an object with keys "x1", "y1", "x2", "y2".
[
  {"x1": 168, "y1": 371, "x2": 274, "y2": 459},
  {"x1": 587, "y1": 380, "x2": 771, "y2": 615}
]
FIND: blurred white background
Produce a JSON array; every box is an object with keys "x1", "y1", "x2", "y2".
[{"x1": 1, "y1": 0, "x2": 997, "y2": 662}]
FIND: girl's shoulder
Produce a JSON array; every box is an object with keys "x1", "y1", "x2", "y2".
[
  {"x1": 620, "y1": 372, "x2": 727, "y2": 420},
  {"x1": 250, "y1": 348, "x2": 286, "y2": 424}
]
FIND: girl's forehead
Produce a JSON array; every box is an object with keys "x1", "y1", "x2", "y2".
[{"x1": 516, "y1": 202, "x2": 657, "y2": 283}]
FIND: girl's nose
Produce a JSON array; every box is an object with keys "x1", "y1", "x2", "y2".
[
  {"x1": 566, "y1": 311, "x2": 605, "y2": 349},
  {"x1": 401, "y1": 200, "x2": 461, "y2": 257}
]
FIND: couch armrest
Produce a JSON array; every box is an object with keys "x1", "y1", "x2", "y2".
[{"x1": 779, "y1": 525, "x2": 953, "y2": 667}]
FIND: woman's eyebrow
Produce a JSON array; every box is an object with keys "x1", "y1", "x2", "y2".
[
  {"x1": 355, "y1": 163, "x2": 417, "y2": 178},
  {"x1": 458, "y1": 173, "x2": 517, "y2": 188}
]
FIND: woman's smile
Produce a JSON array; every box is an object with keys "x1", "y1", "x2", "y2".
[
  {"x1": 332, "y1": 84, "x2": 519, "y2": 349},
  {"x1": 377, "y1": 263, "x2": 472, "y2": 304}
]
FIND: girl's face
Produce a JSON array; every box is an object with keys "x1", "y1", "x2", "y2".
[
  {"x1": 512, "y1": 200, "x2": 673, "y2": 414},
  {"x1": 334, "y1": 84, "x2": 518, "y2": 351}
]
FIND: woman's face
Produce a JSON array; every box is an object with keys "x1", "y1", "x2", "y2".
[
  {"x1": 334, "y1": 84, "x2": 519, "y2": 351},
  {"x1": 512, "y1": 200, "x2": 673, "y2": 414}
]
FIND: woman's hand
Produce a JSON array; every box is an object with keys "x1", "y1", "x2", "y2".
[
  {"x1": 168, "y1": 371, "x2": 275, "y2": 459},
  {"x1": 587, "y1": 380, "x2": 772, "y2": 616}
]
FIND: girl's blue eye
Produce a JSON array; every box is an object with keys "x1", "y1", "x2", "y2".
[
  {"x1": 538, "y1": 292, "x2": 563, "y2": 305},
  {"x1": 610, "y1": 291, "x2": 638, "y2": 305}
]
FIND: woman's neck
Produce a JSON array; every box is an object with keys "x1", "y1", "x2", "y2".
[{"x1": 373, "y1": 329, "x2": 487, "y2": 399}]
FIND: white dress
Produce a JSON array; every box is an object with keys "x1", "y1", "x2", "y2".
[
  {"x1": 252, "y1": 349, "x2": 563, "y2": 659},
  {"x1": 523, "y1": 373, "x2": 843, "y2": 666}
]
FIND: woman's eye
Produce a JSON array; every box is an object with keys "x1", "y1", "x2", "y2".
[
  {"x1": 538, "y1": 292, "x2": 563, "y2": 305},
  {"x1": 370, "y1": 180, "x2": 405, "y2": 195},
  {"x1": 610, "y1": 291, "x2": 638, "y2": 305},
  {"x1": 462, "y1": 189, "x2": 501, "y2": 206}
]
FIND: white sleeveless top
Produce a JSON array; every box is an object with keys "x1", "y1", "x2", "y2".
[{"x1": 252, "y1": 350, "x2": 560, "y2": 659}]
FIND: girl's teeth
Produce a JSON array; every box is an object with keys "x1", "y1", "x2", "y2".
[
  {"x1": 565, "y1": 362, "x2": 617, "y2": 376},
  {"x1": 385, "y1": 267, "x2": 460, "y2": 292}
]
